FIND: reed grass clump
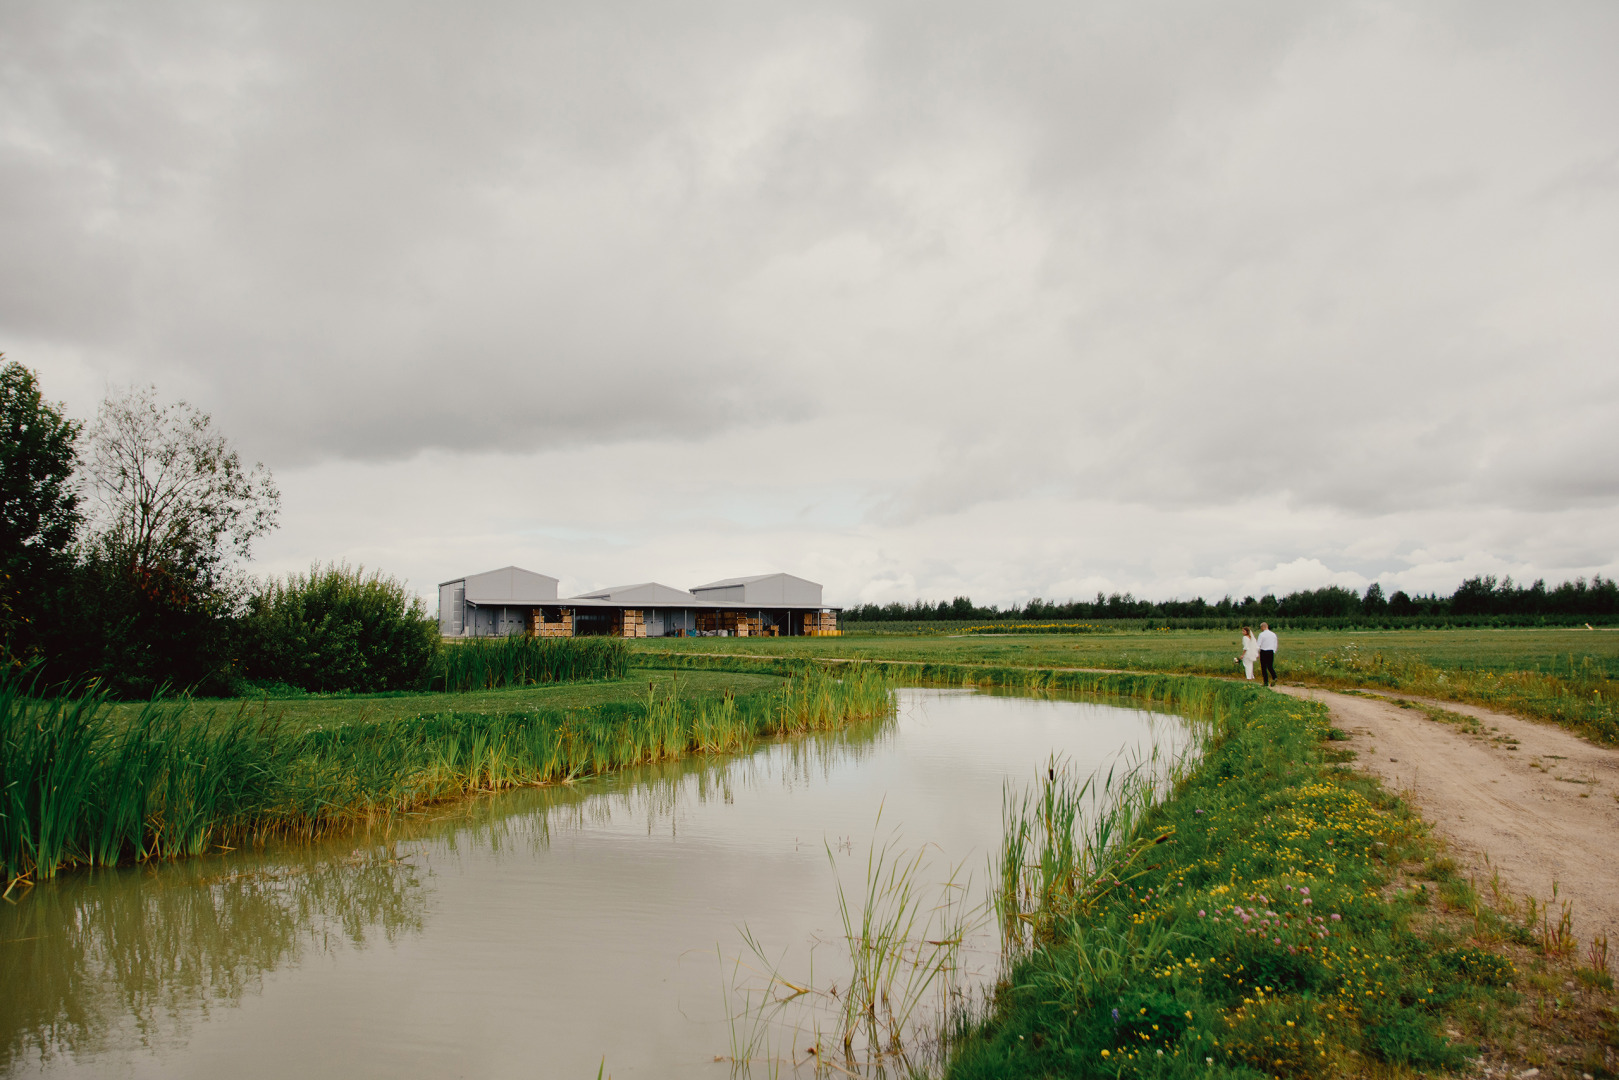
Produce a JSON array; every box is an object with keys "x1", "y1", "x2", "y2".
[
  {"x1": 431, "y1": 635, "x2": 630, "y2": 692},
  {"x1": 723, "y1": 822, "x2": 982, "y2": 1075},
  {"x1": 0, "y1": 665, "x2": 894, "y2": 886},
  {"x1": 995, "y1": 747, "x2": 1200, "y2": 959}
]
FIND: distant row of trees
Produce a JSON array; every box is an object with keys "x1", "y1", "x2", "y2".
[
  {"x1": 844, "y1": 576, "x2": 1619, "y2": 624},
  {"x1": 2, "y1": 357, "x2": 436, "y2": 698}
]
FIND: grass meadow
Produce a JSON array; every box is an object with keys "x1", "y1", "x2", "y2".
[
  {"x1": 638, "y1": 625, "x2": 1619, "y2": 674},
  {"x1": 635, "y1": 627, "x2": 1619, "y2": 744}
]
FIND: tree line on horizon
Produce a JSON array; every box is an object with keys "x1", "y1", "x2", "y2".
[{"x1": 843, "y1": 575, "x2": 1619, "y2": 624}]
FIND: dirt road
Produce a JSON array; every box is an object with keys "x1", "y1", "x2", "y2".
[{"x1": 1276, "y1": 685, "x2": 1619, "y2": 949}]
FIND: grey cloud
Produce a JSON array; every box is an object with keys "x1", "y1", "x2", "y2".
[{"x1": 3, "y1": 0, "x2": 1618, "y2": 590}]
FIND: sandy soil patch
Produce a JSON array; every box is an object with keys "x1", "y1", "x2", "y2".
[{"x1": 1275, "y1": 684, "x2": 1619, "y2": 951}]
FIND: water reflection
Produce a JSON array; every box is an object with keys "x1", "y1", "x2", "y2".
[
  {"x1": 396, "y1": 710, "x2": 897, "y2": 859},
  {"x1": 0, "y1": 713, "x2": 897, "y2": 1072},
  {"x1": 1, "y1": 848, "x2": 424, "y2": 1072},
  {"x1": 0, "y1": 691, "x2": 1184, "y2": 1079}
]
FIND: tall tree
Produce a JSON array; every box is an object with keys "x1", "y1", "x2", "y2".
[
  {"x1": 0, "y1": 357, "x2": 82, "y2": 660},
  {"x1": 44, "y1": 385, "x2": 282, "y2": 696},
  {"x1": 84, "y1": 385, "x2": 280, "y2": 593}
]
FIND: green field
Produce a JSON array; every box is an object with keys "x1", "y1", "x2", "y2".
[
  {"x1": 98, "y1": 624, "x2": 1619, "y2": 742},
  {"x1": 105, "y1": 667, "x2": 786, "y2": 732},
  {"x1": 635, "y1": 626, "x2": 1619, "y2": 675},
  {"x1": 633, "y1": 627, "x2": 1619, "y2": 744}
]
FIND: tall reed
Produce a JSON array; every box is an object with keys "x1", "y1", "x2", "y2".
[
  {"x1": 994, "y1": 745, "x2": 1204, "y2": 960},
  {"x1": 431, "y1": 635, "x2": 630, "y2": 691},
  {"x1": 1, "y1": 666, "x2": 895, "y2": 885},
  {"x1": 723, "y1": 823, "x2": 983, "y2": 1075}
]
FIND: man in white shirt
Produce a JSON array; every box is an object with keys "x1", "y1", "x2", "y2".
[{"x1": 1256, "y1": 623, "x2": 1279, "y2": 686}]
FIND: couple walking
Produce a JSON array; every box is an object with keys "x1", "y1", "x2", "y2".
[{"x1": 1238, "y1": 623, "x2": 1279, "y2": 686}]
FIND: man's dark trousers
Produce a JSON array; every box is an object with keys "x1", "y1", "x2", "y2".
[{"x1": 1259, "y1": 650, "x2": 1276, "y2": 686}]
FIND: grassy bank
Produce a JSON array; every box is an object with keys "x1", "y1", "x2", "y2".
[
  {"x1": 940, "y1": 673, "x2": 1537, "y2": 1078},
  {"x1": 634, "y1": 627, "x2": 1619, "y2": 745},
  {"x1": 1, "y1": 666, "x2": 894, "y2": 885},
  {"x1": 104, "y1": 668, "x2": 787, "y2": 734}
]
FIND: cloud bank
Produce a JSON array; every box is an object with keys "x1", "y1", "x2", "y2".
[{"x1": 4, "y1": 1, "x2": 1616, "y2": 604}]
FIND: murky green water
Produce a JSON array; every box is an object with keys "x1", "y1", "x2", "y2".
[{"x1": 1, "y1": 689, "x2": 1188, "y2": 1078}]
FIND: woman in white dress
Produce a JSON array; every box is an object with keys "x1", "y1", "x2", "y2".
[{"x1": 1238, "y1": 626, "x2": 1260, "y2": 680}]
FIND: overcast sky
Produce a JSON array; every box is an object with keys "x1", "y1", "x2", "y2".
[{"x1": 4, "y1": 1, "x2": 1617, "y2": 608}]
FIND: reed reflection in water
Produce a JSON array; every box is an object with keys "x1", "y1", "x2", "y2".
[
  {"x1": 1, "y1": 848, "x2": 425, "y2": 1073},
  {"x1": 0, "y1": 690, "x2": 1183, "y2": 1079}
]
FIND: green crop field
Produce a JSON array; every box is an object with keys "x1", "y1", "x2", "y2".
[
  {"x1": 635, "y1": 626, "x2": 1619, "y2": 676},
  {"x1": 633, "y1": 627, "x2": 1619, "y2": 744},
  {"x1": 104, "y1": 667, "x2": 786, "y2": 733}
]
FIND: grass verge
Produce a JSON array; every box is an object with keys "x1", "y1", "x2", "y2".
[
  {"x1": 1, "y1": 665, "x2": 893, "y2": 885},
  {"x1": 943, "y1": 674, "x2": 1615, "y2": 1078}
]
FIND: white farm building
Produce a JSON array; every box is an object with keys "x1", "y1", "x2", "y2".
[{"x1": 437, "y1": 568, "x2": 840, "y2": 638}]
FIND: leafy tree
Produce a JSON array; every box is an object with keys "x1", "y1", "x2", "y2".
[
  {"x1": 1362, "y1": 582, "x2": 1388, "y2": 615},
  {"x1": 0, "y1": 358, "x2": 82, "y2": 661},
  {"x1": 41, "y1": 385, "x2": 281, "y2": 696}
]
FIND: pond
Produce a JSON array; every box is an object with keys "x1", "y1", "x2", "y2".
[{"x1": 0, "y1": 688, "x2": 1192, "y2": 1079}]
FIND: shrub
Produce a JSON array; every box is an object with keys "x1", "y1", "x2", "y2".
[{"x1": 240, "y1": 563, "x2": 440, "y2": 693}]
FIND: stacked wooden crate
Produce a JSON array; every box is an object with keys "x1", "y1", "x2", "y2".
[
  {"x1": 529, "y1": 609, "x2": 574, "y2": 638},
  {"x1": 803, "y1": 612, "x2": 840, "y2": 637},
  {"x1": 692, "y1": 611, "x2": 774, "y2": 636},
  {"x1": 620, "y1": 609, "x2": 646, "y2": 638}
]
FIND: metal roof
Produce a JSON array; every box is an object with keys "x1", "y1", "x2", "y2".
[
  {"x1": 467, "y1": 597, "x2": 839, "y2": 611},
  {"x1": 689, "y1": 574, "x2": 777, "y2": 589},
  {"x1": 443, "y1": 568, "x2": 834, "y2": 609},
  {"x1": 446, "y1": 566, "x2": 560, "y2": 604},
  {"x1": 570, "y1": 582, "x2": 698, "y2": 604},
  {"x1": 690, "y1": 572, "x2": 823, "y2": 606}
]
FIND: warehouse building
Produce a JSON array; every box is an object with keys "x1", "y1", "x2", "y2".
[{"x1": 437, "y1": 568, "x2": 840, "y2": 639}]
